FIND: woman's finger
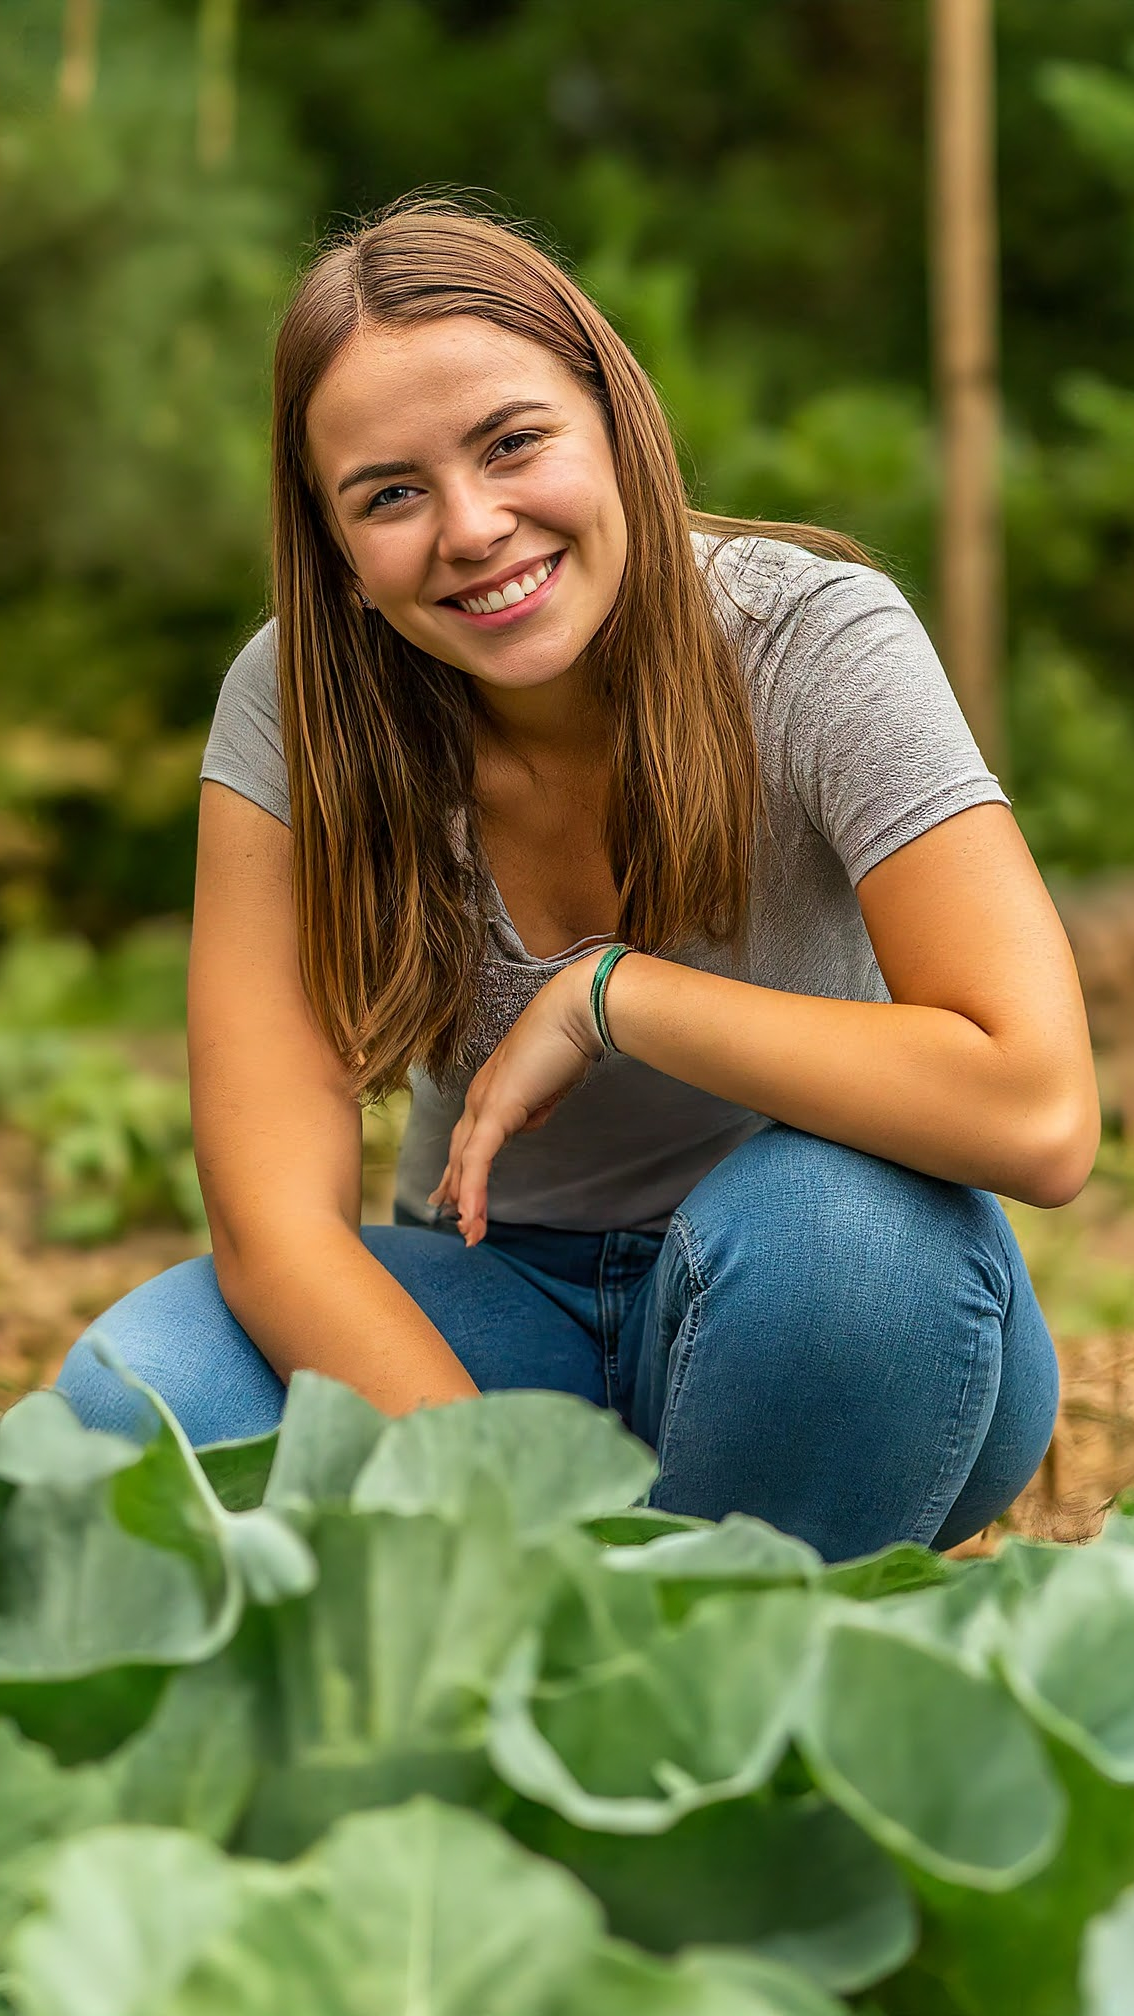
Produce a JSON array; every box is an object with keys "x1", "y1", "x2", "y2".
[{"x1": 453, "y1": 1111, "x2": 512, "y2": 1246}]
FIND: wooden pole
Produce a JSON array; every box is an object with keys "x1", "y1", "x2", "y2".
[
  {"x1": 57, "y1": 0, "x2": 99, "y2": 113},
  {"x1": 929, "y1": 0, "x2": 1006, "y2": 785},
  {"x1": 197, "y1": 0, "x2": 238, "y2": 170}
]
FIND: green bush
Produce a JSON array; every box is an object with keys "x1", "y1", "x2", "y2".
[
  {"x1": 0, "y1": 927, "x2": 407, "y2": 1246},
  {"x1": 1008, "y1": 630, "x2": 1134, "y2": 877},
  {"x1": 0, "y1": 923, "x2": 190, "y2": 1032},
  {"x1": 0, "y1": 926, "x2": 200, "y2": 1243},
  {"x1": 0, "y1": 1030, "x2": 203, "y2": 1244},
  {"x1": 1, "y1": 1365, "x2": 1134, "y2": 2012}
]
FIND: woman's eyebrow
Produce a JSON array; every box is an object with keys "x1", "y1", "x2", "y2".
[{"x1": 336, "y1": 400, "x2": 558, "y2": 495}]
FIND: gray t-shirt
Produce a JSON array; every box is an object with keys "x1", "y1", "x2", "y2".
[{"x1": 199, "y1": 533, "x2": 1011, "y2": 1234}]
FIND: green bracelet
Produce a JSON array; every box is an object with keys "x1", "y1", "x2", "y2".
[{"x1": 590, "y1": 942, "x2": 633, "y2": 1054}]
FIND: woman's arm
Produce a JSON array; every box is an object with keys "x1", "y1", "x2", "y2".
[
  {"x1": 593, "y1": 803, "x2": 1099, "y2": 1210},
  {"x1": 189, "y1": 781, "x2": 479, "y2": 1412}
]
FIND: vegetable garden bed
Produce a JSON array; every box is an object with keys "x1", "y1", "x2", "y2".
[{"x1": 2, "y1": 1355, "x2": 1134, "y2": 2013}]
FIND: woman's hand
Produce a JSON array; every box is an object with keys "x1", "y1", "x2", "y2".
[{"x1": 426, "y1": 951, "x2": 607, "y2": 1247}]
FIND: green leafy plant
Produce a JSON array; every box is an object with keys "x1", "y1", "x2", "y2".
[
  {"x1": 0, "y1": 929, "x2": 408, "y2": 1245},
  {"x1": 0, "y1": 925, "x2": 203, "y2": 1242},
  {"x1": 0, "y1": 1357, "x2": 1133, "y2": 2012},
  {"x1": 0, "y1": 1029, "x2": 203, "y2": 1244}
]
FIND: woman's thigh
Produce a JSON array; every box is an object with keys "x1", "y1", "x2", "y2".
[
  {"x1": 619, "y1": 1123, "x2": 1058, "y2": 1559},
  {"x1": 53, "y1": 1216, "x2": 606, "y2": 1446}
]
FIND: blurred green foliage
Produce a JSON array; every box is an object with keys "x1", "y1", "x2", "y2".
[
  {"x1": 2, "y1": 0, "x2": 1134, "y2": 947},
  {"x1": 0, "y1": 921, "x2": 408, "y2": 1245},
  {"x1": 0, "y1": 1032, "x2": 203, "y2": 1243},
  {"x1": 0, "y1": 924, "x2": 202, "y2": 1242}
]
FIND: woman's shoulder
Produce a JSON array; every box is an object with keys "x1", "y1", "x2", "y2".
[
  {"x1": 689, "y1": 526, "x2": 909, "y2": 628},
  {"x1": 690, "y1": 530, "x2": 925, "y2": 709},
  {"x1": 223, "y1": 615, "x2": 279, "y2": 694},
  {"x1": 199, "y1": 615, "x2": 288, "y2": 826}
]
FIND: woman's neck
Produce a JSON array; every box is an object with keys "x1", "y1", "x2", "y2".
[{"x1": 468, "y1": 658, "x2": 610, "y2": 782}]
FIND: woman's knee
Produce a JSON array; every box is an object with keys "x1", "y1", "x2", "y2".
[
  {"x1": 55, "y1": 1255, "x2": 285, "y2": 1447},
  {"x1": 646, "y1": 1126, "x2": 1020, "y2": 1551},
  {"x1": 929, "y1": 1216, "x2": 1060, "y2": 1549},
  {"x1": 677, "y1": 1123, "x2": 1012, "y2": 1326}
]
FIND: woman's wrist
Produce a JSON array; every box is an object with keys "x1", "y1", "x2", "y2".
[
  {"x1": 562, "y1": 944, "x2": 637, "y2": 1060},
  {"x1": 588, "y1": 942, "x2": 634, "y2": 1052}
]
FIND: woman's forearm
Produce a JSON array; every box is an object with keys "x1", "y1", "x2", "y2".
[
  {"x1": 217, "y1": 1217, "x2": 480, "y2": 1414},
  {"x1": 597, "y1": 953, "x2": 1095, "y2": 1208}
]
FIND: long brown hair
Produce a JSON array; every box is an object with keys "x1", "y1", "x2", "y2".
[{"x1": 271, "y1": 194, "x2": 879, "y2": 1102}]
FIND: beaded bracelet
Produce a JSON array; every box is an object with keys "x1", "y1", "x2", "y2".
[{"x1": 589, "y1": 942, "x2": 634, "y2": 1054}]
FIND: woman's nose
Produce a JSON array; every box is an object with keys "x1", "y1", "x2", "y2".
[{"x1": 435, "y1": 476, "x2": 517, "y2": 562}]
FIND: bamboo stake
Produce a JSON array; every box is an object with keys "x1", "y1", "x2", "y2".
[
  {"x1": 929, "y1": 0, "x2": 1007, "y2": 785},
  {"x1": 197, "y1": 0, "x2": 238, "y2": 169},
  {"x1": 57, "y1": 0, "x2": 99, "y2": 113}
]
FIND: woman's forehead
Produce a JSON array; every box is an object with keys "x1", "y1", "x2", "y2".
[{"x1": 305, "y1": 317, "x2": 581, "y2": 479}]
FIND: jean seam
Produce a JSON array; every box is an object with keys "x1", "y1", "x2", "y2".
[
  {"x1": 597, "y1": 1235, "x2": 622, "y2": 1409},
  {"x1": 909, "y1": 1248, "x2": 1003, "y2": 1545},
  {"x1": 986, "y1": 1199, "x2": 1019, "y2": 1333},
  {"x1": 652, "y1": 1209, "x2": 710, "y2": 1474}
]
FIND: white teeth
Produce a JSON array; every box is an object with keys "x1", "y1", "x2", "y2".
[{"x1": 458, "y1": 554, "x2": 558, "y2": 614}]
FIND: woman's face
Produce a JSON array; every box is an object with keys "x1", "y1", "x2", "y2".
[{"x1": 306, "y1": 314, "x2": 628, "y2": 712}]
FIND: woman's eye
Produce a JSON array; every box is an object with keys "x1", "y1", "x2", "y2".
[
  {"x1": 491, "y1": 431, "x2": 541, "y2": 460},
  {"x1": 366, "y1": 485, "x2": 415, "y2": 514},
  {"x1": 363, "y1": 434, "x2": 538, "y2": 515}
]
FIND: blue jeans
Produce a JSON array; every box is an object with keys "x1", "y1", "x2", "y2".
[{"x1": 53, "y1": 1124, "x2": 1058, "y2": 1561}]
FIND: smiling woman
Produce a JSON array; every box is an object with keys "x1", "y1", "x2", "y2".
[
  {"x1": 304, "y1": 313, "x2": 627, "y2": 710},
  {"x1": 49, "y1": 193, "x2": 1099, "y2": 1562}
]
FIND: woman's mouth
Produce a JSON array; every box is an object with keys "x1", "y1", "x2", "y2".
[{"x1": 443, "y1": 551, "x2": 565, "y2": 628}]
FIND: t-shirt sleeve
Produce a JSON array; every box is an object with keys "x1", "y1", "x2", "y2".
[
  {"x1": 776, "y1": 562, "x2": 1011, "y2": 887},
  {"x1": 198, "y1": 619, "x2": 291, "y2": 828}
]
